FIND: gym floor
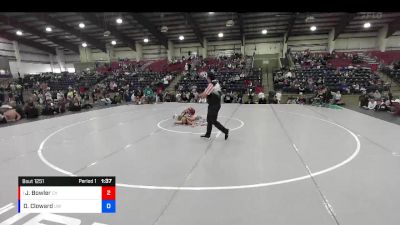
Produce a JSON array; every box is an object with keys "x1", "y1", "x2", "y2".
[{"x1": 0, "y1": 103, "x2": 399, "y2": 225}]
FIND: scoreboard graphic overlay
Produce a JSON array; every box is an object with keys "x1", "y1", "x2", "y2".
[{"x1": 18, "y1": 176, "x2": 116, "y2": 213}]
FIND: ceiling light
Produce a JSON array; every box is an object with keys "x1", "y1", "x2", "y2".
[
  {"x1": 111, "y1": 40, "x2": 116, "y2": 45},
  {"x1": 218, "y1": 32, "x2": 223, "y2": 38},
  {"x1": 144, "y1": 38, "x2": 149, "y2": 43},
  {"x1": 45, "y1": 27, "x2": 52, "y2": 32},
  {"x1": 16, "y1": 30, "x2": 23, "y2": 36},
  {"x1": 310, "y1": 25, "x2": 317, "y2": 31},
  {"x1": 79, "y1": 23, "x2": 85, "y2": 28},
  {"x1": 179, "y1": 35, "x2": 184, "y2": 40},
  {"x1": 82, "y1": 42, "x2": 87, "y2": 47},
  {"x1": 363, "y1": 22, "x2": 371, "y2": 28},
  {"x1": 262, "y1": 29, "x2": 267, "y2": 34},
  {"x1": 116, "y1": 18, "x2": 123, "y2": 24}
]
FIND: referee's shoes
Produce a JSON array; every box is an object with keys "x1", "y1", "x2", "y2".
[{"x1": 200, "y1": 129, "x2": 229, "y2": 140}]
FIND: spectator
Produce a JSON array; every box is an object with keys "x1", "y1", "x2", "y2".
[
  {"x1": 363, "y1": 98, "x2": 377, "y2": 110},
  {"x1": 0, "y1": 88, "x2": 5, "y2": 105},
  {"x1": 390, "y1": 99, "x2": 400, "y2": 116},
  {"x1": 373, "y1": 90, "x2": 381, "y2": 101},
  {"x1": 176, "y1": 92, "x2": 182, "y2": 102},
  {"x1": 359, "y1": 92, "x2": 369, "y2": 107},
  {"x1": 333, "y1": 91, "x2": 342, "y2": 104},
  {"x1": 0, "y1": 108, "x2": 21, "y2": 123},
  {"x1": 111, "y1": 93, "x2": 122, "y2": 104},
  {"x1": 143, "y1": 86, "x2": 154, "y2": 104},
  {"x1": 69, "y1": 94, "x2": 81, "y2": 111},
  {"x1": 101, "y1": 95, "x2": 112, "y2": 105},
  {"x1": 258, "y1": 92, "x2": 267, "y2": 104},
  {"x1": 24, "y1": 101, "x2": 39, "y2": 119},
  {"x1": 388, "y1": 91, "x2": 393, "y2": 105},
  {"x1": 275, "y1": 90, "x2": 282, "y2": 104}
]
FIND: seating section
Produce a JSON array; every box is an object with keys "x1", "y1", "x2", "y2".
[
  {"x1": 176, "y1": 70, "x2": 262, "y2": 93},
  {"x1": 0, "y1": 74, "x2": 12, "y2": 79},
  {"x1": 99, "y1": 72, "x2": 176, "y2": 92},
  {"x1": 369, "y1": 50, "x2": 400, "y2": 65},
  {"x1": 273, "y1": 67, "x2": 388, "y2": 94},
  {"x1": 22, "y1": 73, "x2": 107, "y2": 91},
  {"x1": 382, "y1": 67, "x2": 400, "y2": 83},
  {"x1": 174, "y1": 54, "x2": 258, "y2": 93}
]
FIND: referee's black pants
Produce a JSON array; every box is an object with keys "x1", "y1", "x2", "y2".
[{"x1": 205, "y1": 105, "x2": 228, "y2": 136}]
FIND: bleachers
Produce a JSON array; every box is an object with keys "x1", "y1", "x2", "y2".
[
  {"x1": 273, "y1": 67, "x2": 388, "y2": 94},
  {"x1": 99, "y1": 72, "x2": 177, "y2": 92},
  {"x1": 22, "y1": 73, "x2": 107, "y2": 91},
  {"x1": 176, "y1": 70, "x2": 262, "y2": 93},
  {"x1": 0, "y1": 74, "x2": 12, "y2": 79},
  {"x1": 369, "y1": 50, "x2": 400, "y2": 65},
  {"x1": 173, "y1": 54, "x2": 258, "y2": 94},
  {"x1": 382, "y1": 67, "x2": 400, "y2": 83}
]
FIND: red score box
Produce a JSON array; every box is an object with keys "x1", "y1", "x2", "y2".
[{"x1": 102, "y1": 186, "x2": 116, "y2": 200}]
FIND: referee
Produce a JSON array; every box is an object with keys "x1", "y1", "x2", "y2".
[{"x1": 199, "y1": 73, "x2": 229, "y2": 140}]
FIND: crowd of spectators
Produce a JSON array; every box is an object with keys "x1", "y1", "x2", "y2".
[
  {"x1": 381, "y1": 62, "x2": 400, "y2": 83},
  {"x1": 358, "y1": 90, "x2": 400, "y2": 116},
  {"x1": 173, "y1": 53, "x2": 259, "y2": 104},
  {"x1": 291, "y1": 50, "x2": 366, "y2": 68},
  {"x1": 0, "y1": 53, "x2": 262, "y2": 125},
  {"x1": 274, "y1": 66, "x2": 388, "y2": 94}
]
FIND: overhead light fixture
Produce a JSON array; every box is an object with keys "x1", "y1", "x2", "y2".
[
  {"x1": 79, "y1": 23, "x2": 85, "y2": 28},
  {"x1": 16, "y1": 30, "x2": 23, "y2": 36},
  {"x1": 218, "y1": 32, "x2": 224, "y2": 38},
  {"x1": 179, "y1": 35, "x2": 184, "y2": 40},
  {"x1": 209, "y1": 12, "x2": 215, "y2": 15},
  {"x1": 111, "y1": 40, "x2": 116, "y2": 45},
  {"x1": 116, "y1": 18, "x2": 123, "y2": 24},
  {"x1": 363, "y1": 22, "x2": 371, "y2": 28},
  {"x1": 82, "y1": 42, "x2": 87, "y2": 47},
  {"x1": 262, "y1": 29, "x2": 267, "y2": 35},
  {"x1": 144, "y1": 38, "x2": 149, "y2": 43},
  {"x1": 310, "y1": 25, "x2": 317, "y2": 31},
  {"x1": 45, "y1": 27, "x2": 52, "y2": 32}
]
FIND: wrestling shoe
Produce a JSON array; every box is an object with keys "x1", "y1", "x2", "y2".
[
  {"x1": 200, "y1": 134, "x2": 210, "y2": 139},
  {"x1": 225, "y1": 129, "x2": 229, "y2": 140}
]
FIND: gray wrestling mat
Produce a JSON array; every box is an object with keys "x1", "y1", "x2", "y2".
[{"x1": 1, "y1": 103, "x2": 399, "y2": 225}]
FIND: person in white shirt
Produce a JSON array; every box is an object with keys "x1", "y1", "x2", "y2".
[
  {"x1": 258, "y1": 92, "x2": 265, "y2": 99},
  {"x1": 258, "y1": 92, "x2": 266, "y2": 104},
  {"x1": 176, "y1": 92, "x2": 182, "y2": 102},
  {"x1": 275, "y1": 91, "x2": 282, "y2": 104},
  {"x1": 57, "y1": 91, "x2": 63, "y2": 100},
  {"x1": 373, "y1": 90, "x2": 381, "y2": 100},
  {"x1": 334, "y1": 91, "x2": 341, "y2": 102},
  {"x1": 363, "y1": 98, "x2": 377, "y2": 110},
  {"x1": 285, "y1": 70, "x2": 293, "y2": 78}
]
